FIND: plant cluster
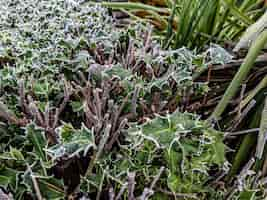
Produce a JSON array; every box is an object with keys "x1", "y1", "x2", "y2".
[
  {"x1": 99, "y1": 0, "x2": 266, "y2": 49},
  {"x1": 0, "y1": 0, "x2": 233, "y2": 199}
]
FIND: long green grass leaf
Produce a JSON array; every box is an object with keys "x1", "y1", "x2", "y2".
[{"x1": 210, "y1": 30, "x2": 267, "y2": 122}]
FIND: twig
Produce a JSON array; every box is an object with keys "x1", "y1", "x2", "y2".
[
  {"x1": 106, "y1": 118, "x2": 128, "y2": 150},
  {"x1": 127, "y1": 172, "x2": 136, "y2": 200},
  {"x1": 27, "y1": 164, "x2": 43, "y2": 200},
  {"x1": 109, "y1": 187, "x2": 115, "y2": 200},
  {"x1": 237, "y1": 84, "x2": 246, "y2": 118},
  {"x1": 150, "y1": 166, "x2": 164, "y2": 190},
  {"x1": 202, "y1": 64, "x2": 212, "y2": 105},
  {"x1": 212, "y1": 54, "x2": 267, "y2": 70},
  {"x1": 139, "y1": 167, "x2": 165, "y2": 200},
  {"x1": 131, "y1": 85, "x2": 140, "y2": 116},
  {"x1": 139, "y1": 188, "x2": 153, "y2": 200},
  {"x1": 85, "y1": 124, "x2": 111, "y2": 178},
  {"x1": 224, "y1": 128, "x2": 259, "y2": 138},
  {"x1": 115, "y1": 183, "x2": 128, "y2": 200},
  {"x1": 143, "y1": 26, "x2": 152, "y2": 54},
  {"x1": 256, "y1": 97, "x2": 267, "y2": 159},
  {"x1": 238, "y1": 157, "x2": 255, "y2": 179},
  {"x1": 112, "y1": 94, "x2": 129, "y2": 133},
  {"x1": 93, "y1": 88, "x2": 103, "y2": 120},
  {"x1": 27, "y1": 96, "x2": 45, "y2": 125},
  {"x1": 44, "y1": 102, "x2": 50, "y2": 129},
  {"x1": 19, "y1": 80, "x2": 31, "y2": 116},
  {"x1": 58, "y1": 79, "x2": 72, "y2": 115},
  {"x1": 157, "y1": 188, "x2": 198, "y2": 200},
  {"x1": 229, "y1": 99, "x2": 256, "y2": 131},
  {"x1": 96, "y1": 124, "x2": 111, "y2": 160},
  {"x1": 125, "y1": 39, "x2": 134, "y2": 69}
]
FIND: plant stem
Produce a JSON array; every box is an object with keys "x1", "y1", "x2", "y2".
[
  {"x1": 85, "y1": 2, "x2": 170, "y2": 14},
  {"x1": 209, "y1": 30, "x2": 267, "y2": 122},
  {"x1": 255, "y1": 97, "x2": 267, "y2": 171},
  {"x1": 227, "y1": 90, "x2": 266, "y2": 179},
  {"x1": 240, "y1": 76, "x2": 267, "y2": 110},
  {"x1": 85, "y1": 124, "x2": 111, "y2": 178},
  {"x1": 27, "y1": 164, "x2": 43, "y2": 200},
  {"x1": 227, "y1": 106, "x2": 261, "y2": 180}
]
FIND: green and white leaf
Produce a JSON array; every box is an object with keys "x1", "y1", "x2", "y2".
[{"x1": 47, "y1": 123, "x2": 96, "y2": 159}]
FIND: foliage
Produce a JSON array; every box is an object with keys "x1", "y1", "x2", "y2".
[
  {"x1": 0, "y1": 0, "x2": 231, "y2": 199},
  {"x1": 96, "y1": 0, "x2": 265, "y2": 49},
  {"x1": 1, "y1": 0, "x2": 267, "y2": 199},
  {"x1": 127, "y1": 111, "x2": 225, "y2": 195}
]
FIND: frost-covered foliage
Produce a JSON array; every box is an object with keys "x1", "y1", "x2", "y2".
[
  {"x1": 0, "y1": 0, "x2": 116, "y2": 73},
  {"x1": 0, "y1": 0, "x2": 230, "y2": 199}
]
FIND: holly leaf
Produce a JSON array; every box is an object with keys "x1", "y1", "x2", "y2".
[
  {"x1": 48, "y1": 123, "x2": 95, "y2": 159},
  {"x1": 25, "y1": 123, "x2": 47, "y2": 161}
]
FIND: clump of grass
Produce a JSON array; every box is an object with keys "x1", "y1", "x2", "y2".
[{"x1": 95, "y1": 0, "x2": 265, "y2": 49}]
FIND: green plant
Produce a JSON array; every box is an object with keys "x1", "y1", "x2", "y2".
[
  {"x1": 93, "y1": 0, "x2": 265, "y2": 49},
  {"x1": 209, "y1": 30, "x2": 267, "y2": 122},
  {"x1": 0, "y1": 0, "x2": 228, "y2": 199}
]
